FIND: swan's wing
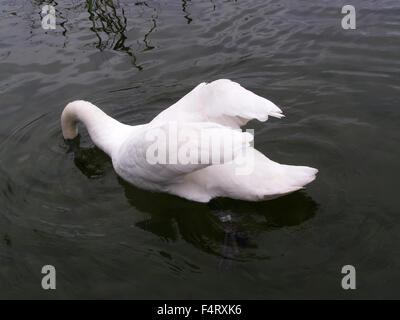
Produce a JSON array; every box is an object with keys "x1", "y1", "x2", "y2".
[
  {"x1": 151, "y1": 79, "x2": 284, "y2": 129},
  {"x1": 115, "y1": 121, "x2": 253, "y2": 185}
]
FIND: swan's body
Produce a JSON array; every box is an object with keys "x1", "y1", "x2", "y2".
[{"x1": 61, "y1": 79, "x2": 317, "y2": 202}]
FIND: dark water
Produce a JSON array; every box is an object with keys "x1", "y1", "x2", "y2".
[{"x1": 0, "y1": 0, "x2": 399, "y2": 299}]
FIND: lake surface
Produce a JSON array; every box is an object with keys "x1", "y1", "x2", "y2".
[{"x1": 0, "y1": 0, "x2": 399, "y2": 299}]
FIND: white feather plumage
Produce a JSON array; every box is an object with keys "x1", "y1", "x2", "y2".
[{"x1": 61, "y1": 79, "x2": 317, "y2": 202}]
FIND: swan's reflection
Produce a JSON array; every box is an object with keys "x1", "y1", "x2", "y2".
[
  {"x1": 68, "y1": 141, "x2": 318, "y2": 266},
  {"x1": 120, "y1": 177, "x2": 317, "y2": 268},
  {"x1": 66, "y1": 136, "x2": 112, "y2": 179}
]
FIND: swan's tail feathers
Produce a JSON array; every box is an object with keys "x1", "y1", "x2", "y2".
[
  {"x1": 260, "y1": 165, "x2": 318, "y2": 200},
  {"x1": 269, "y1": 111, "x2": 285, "y2": 119},
  {"x1": 286, "y1": 165, "x2": 318, "y2": 187},
  {"x1": 279, "y1": 165, "x2": 318, "y2": 193}
]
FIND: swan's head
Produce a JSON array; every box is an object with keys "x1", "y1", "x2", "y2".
[{"x1": 61, "y1": 101, "x2": 82, "y2": 140}]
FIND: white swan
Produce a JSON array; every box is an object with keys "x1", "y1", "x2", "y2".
[{"x1": 61, "y1": 79, "x2": 317, "y2": 202}]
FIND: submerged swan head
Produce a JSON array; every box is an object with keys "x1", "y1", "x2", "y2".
[
  {"x1": 61, "y1": 100, "x2": 135, "y2": 157},
  {"x1": 61, "y1": 100, "x2": 82, "y2": 139}
]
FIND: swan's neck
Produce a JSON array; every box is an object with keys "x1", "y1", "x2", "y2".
[{"x1": 61, "y1": 100, "x2": 131, "y2": 156}]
